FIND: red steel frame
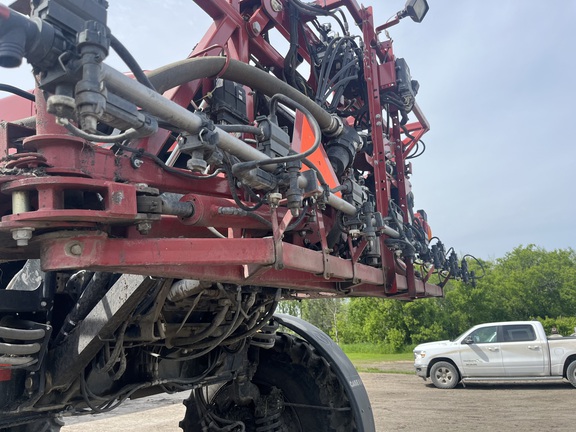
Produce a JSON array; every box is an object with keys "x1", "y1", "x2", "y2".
[{"x1": 0, "y1": 0, "x2": 440, "y2": 299}]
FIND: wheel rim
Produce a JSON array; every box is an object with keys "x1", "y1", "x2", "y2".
[{"x1": 434, "y1": 366, "x2": 454, "y2": 385}]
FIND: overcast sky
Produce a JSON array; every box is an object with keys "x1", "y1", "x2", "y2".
[{"x1": 1, "y1": 0, "x2": 574, "y2": 261}]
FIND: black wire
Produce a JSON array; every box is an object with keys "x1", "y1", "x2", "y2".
[
  {"x1": 110, "y1": 35, "x2": 157, "y2": 92},
  {"x1": 291, "y1": 0, "x2": 348, "y2": 35},
  {"x1": 62, "y1": 120, "x2": 140, "y2": 143},
  {"x1": 232, "y1": 94, "x2": 321, "y2": 173},
  {"x1": 314, "y1": 37, "x2": 359, "y2": 112},
  {"x1": 284, "y1": 1, "x2": 301, "y2": 88},
  {"x1": 245, "y1": 211, "x2": 272, "y2": 228},
  {"x1": 114, "y1": 143, "x2": 223, "y2": 180},
  {"x1": 222, "y1": 160, "x2": 265, "y2": 212},
  {"x1": 220, "y1": 289, "x2": 281, "y2": 346},
  {"x1": 315, "y1": 37, "x2": 346, "y2": 103},
  {"x1": 286, "y1": 204, "x2": 309, "y2": 231},
  {"x1": 301, "y1": 157, "x2": 328, "y2": 187},
  {"x1": 401, "y1": 124, "x2": 415, "y2": 140},
  {"x1": 406, "y1": 140, "x2": 426, "y2": 160},
  {"x1": 462, "y1": 254, "x2": 486, "y2": 279},
  {"x1": 0, "y1": 84, "x2": 35, "y2": 102}
]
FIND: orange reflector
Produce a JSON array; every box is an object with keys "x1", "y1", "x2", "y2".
[{"x1": 293, "y1": 111, "x2": 341, "y2": 197}]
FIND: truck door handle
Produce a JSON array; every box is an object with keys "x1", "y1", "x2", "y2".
[
  {"x1": 527, "y1": 346, "x2": 540, "y2": 350},
  {"x1": 487, "y1": 347, "x2": 499, "y2": 352}
]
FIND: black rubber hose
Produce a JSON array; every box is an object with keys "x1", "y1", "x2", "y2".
[
  {"x1": 110, "y1": 35, "x2": 157, "y2": 92},
  {"x1": 0, "y1": 83, "x2": 35, "y2": 101},
  {"x1": 232, "y1": 93, "x2": 322, "y2": 173},
  {"x1": 145, "y1": 57, "x2": 339, "y2": 135},
  {"x1": 54, "y1": 272, "x2": 114, "y2": 345}
]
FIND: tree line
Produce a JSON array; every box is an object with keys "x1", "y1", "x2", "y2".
[{"x1": 277, "y1": 245, "x2": 576, "y2": 352}]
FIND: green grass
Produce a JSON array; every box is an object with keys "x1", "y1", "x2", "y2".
[
  {"x1": 355, "y1": 367, "x2": 414, "y2": 374},
  {"x1": 339, "y1": 343, "x2": 414, "y2": 373},
  {"x1": 344, "y1": 352, "x2": 413, "y2": 362}
]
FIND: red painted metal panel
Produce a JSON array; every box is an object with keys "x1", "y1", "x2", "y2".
[
  {"x1": 40, "y1": 236, "x2": 277, "y2": 269},
  {"x1": 0, "y1": 94, "x2": 33, "y2": 122},
  {"x1": 0, "y1": 0, "x2": 444, "y2": 302}
]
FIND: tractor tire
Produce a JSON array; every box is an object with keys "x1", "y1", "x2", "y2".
[
  {"x1": 180, "y1": 332, "x2": 356, "y2": 431},
  {"x1": 1, "y1": 417, "x2": 63, "y2": 432}
]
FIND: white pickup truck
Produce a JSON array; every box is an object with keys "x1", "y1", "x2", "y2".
[{"x1": 413, "y1": 321, "x2": 576, "y2": 389}]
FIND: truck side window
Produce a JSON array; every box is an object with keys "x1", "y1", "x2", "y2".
[
  {"x1": 468, "y1": 326, "x2": 498, "y2": 343},
  {"x1": 502, "y1": 324, "x2": 536, "y2": 342}
]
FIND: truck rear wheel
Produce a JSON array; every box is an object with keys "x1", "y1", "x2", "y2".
[
  {"x1": 566, "y1": 360, "x2": 576, "y2": 387},
  {"x1": 430, "y1": 361, "x2": 459, "y2": 389},
  {"x1": 180, "y1": 332, "x2": 356, "y2": 431}
]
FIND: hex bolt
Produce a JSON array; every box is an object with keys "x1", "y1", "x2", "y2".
[
  {"x1": 268, "y1": 192, "x2": 282, "y2": 208},
  {"x1": 252, "y1": 21, "x2": 261, "y2": 36},
  {"x1": 137, "y1": 221, "x2": 153, "y2": 235},
  {"x1": 270, "y1": 0, "x2": 283, "y2": 12},
  {"x1": 68, "y1": 243, "x2": 83, "y2": 256},
  {"x1": 12, "y1": 190, "x2": 30, "y2": 214},
  {"x1": 11, "y1": 228, "x2": 34, "y2": 246},
  {"x1": 25, "y1": 376, "x2": 34, "y2": 391}
]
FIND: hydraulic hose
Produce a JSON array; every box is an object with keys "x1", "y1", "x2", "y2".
[
  {"x1": 145, "y1": 56, "x2": 342, "y2": 136},
  {"x1": 54, "y1": 272, "x2": 114, "y2": 345},
  {"x1": 110, "y1": 35, "x2": 156, "y2": 92},
  {"x1": 103, "y1": 65, "x2": 357, "y2": 216}
]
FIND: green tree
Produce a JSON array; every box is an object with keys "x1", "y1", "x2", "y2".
[
  {"x1": 300, "y1": 298, "x2": 345, "y2": 342},
  {"x1": 277, "y1": 300, "x2": 302, "y2": 317},
  {"x1": 282, "y1": 246, "x2": 576, "y2": 350},
  {"x1": 486, "y1": 245, "x2": 576, "y2": 320}
]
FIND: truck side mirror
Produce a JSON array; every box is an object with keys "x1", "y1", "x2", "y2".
[{"x1": 463, "y1": 336, "x2": 474, "y2": 344}]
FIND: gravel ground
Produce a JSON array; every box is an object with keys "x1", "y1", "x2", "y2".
[{"x1": 62, "y1": 361, "x2": 576, "y2": 432}]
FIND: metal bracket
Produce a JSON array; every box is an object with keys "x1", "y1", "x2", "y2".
[{"x1": 315, "y1": 211, "x2": 331, "y2": 279}]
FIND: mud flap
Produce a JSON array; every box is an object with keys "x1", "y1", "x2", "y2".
[{"x1": 274, "y1": 313, "x2": 376, "y2": 432}]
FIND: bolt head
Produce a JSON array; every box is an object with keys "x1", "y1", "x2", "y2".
[
  {"x1": 11, "y1": 228, "x2": 34, "y2": 246},
  {"x1": 270, "y1": 0, "x2": 283, "y2": 12},
  {"x1": 268, "y1": 192, "x2": 282, "y2": 207},
  {"x1": 252, "y1": 21, "x2": 262, "y2": 35},
  {"x1": 137, "y1": 221, "x2": 153, "y2": 235},
  {"x1": 69, "y1": 243, "x2": 83, "y2": 256}
]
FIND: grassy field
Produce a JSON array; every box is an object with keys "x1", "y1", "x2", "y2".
[
  {"x1": 344, "y1": 352, "x2": 413, "y2": 363},
  {"x1": 340, "y1": 344, "x2": 414, "y2": 373}
]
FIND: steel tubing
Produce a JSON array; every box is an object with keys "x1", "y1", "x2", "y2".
[{"x1": 102, "y1": 65, "x2": 356, "y2": 215}]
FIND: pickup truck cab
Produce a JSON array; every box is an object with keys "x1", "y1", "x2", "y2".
[{"x1": 413, "y1": 321, "x2": 576, "y2": 389}]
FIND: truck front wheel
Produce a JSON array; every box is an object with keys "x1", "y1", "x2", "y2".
[
  {"x1": 566, "y1": 360, "x2": 576, "y2": 387},
  {"x1": 430, "y1": 361, "x2": 460, "y2": 389}
]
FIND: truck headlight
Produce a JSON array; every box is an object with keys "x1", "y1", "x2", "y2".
[{"x1": 414, "y1": 350, "x2": 426, "y2": 359}]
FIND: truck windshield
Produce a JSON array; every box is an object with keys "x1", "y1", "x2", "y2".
[{"x1": 451, "y1": 330, "x2": 468, "y2": 342}]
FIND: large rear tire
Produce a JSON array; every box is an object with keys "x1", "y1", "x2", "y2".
[
  {"x1": 180, "y1": 332, "x2": 356, "y2": 431},
  {"x1": 0, "y1": 417, "x2": 63, "y2": 432}
]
